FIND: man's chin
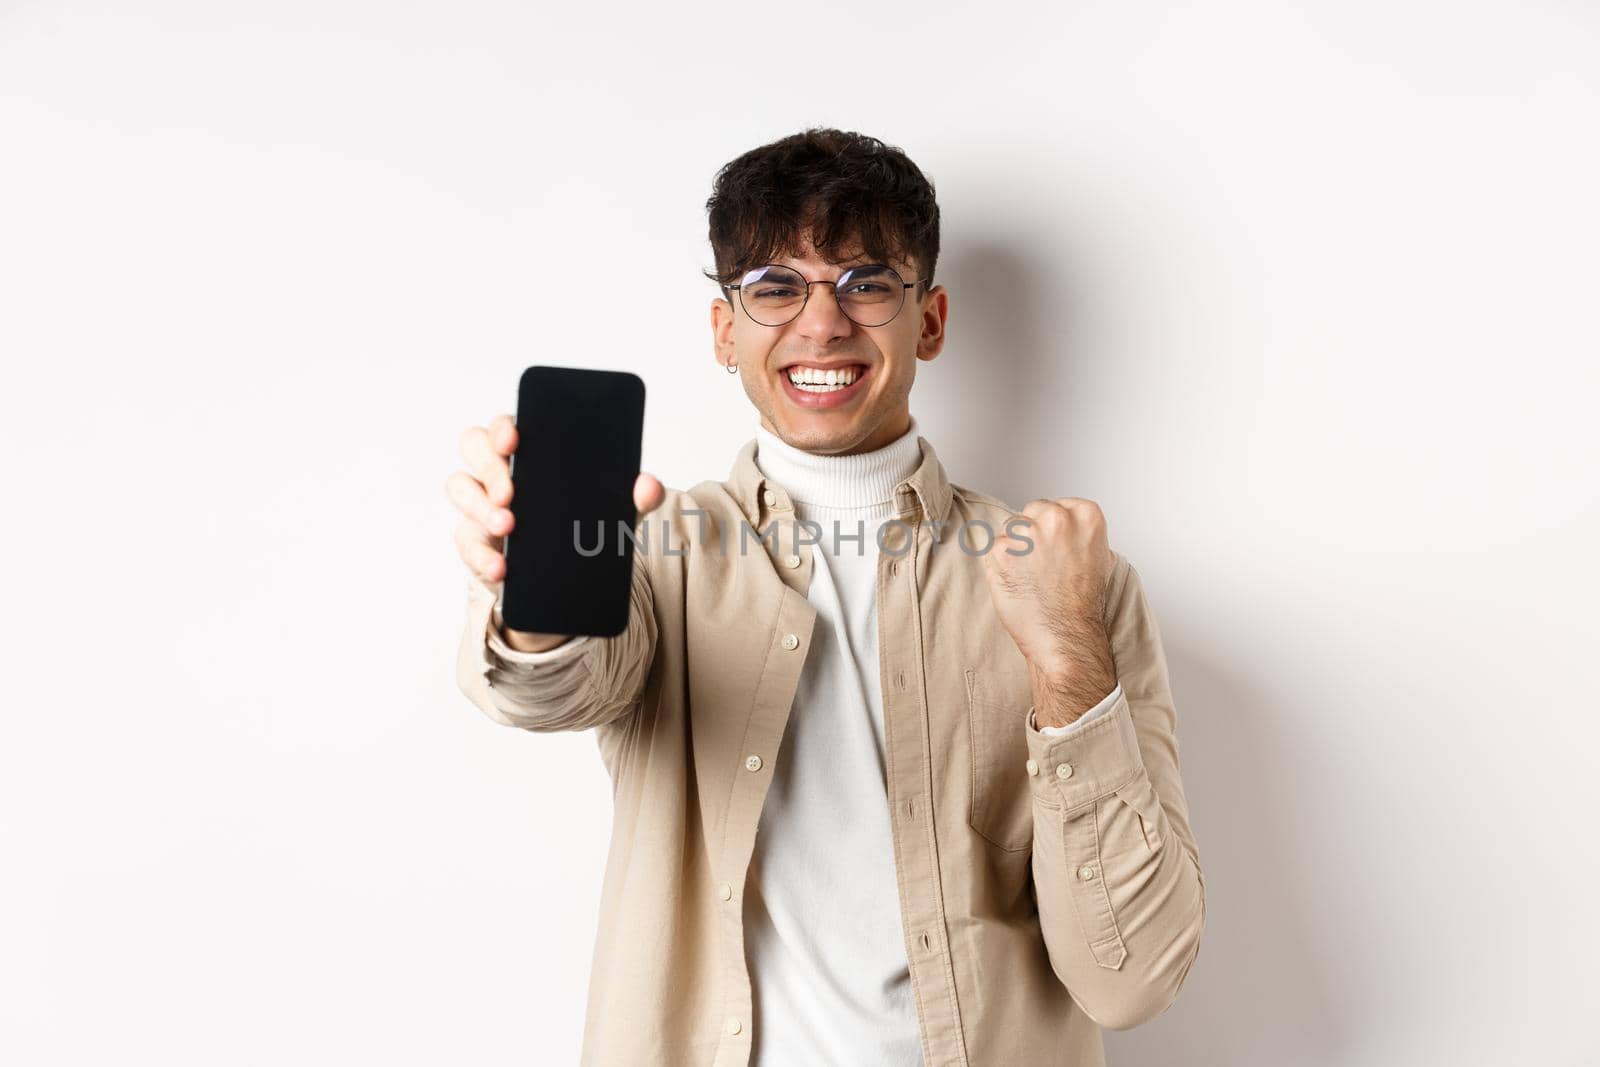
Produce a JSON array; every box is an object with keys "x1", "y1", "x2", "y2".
[{"x1": 767, "y1": 415, "x2": 876, "y2": 455}]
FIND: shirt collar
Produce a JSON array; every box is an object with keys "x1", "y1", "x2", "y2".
[{"x1": 727, "y1": 421, "x2": 954, "y2": 527}]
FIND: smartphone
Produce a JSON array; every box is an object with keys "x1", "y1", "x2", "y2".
[{"x1": 500, "y1": 365, "x2": 646, "y2": 638}]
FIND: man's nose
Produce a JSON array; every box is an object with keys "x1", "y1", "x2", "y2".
[{"x1": 793, "y1": 281, "x2": 853, "y2": 339}]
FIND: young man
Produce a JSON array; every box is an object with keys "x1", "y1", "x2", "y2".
[{"x1": 446, "y1": 128, "x2": 1205, "y2": 1066}]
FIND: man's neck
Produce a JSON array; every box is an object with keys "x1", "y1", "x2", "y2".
[{"x1": 758, "y1": 411, "x2": 914, "y2": 456}]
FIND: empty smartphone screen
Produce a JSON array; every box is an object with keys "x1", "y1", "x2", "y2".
[{"x1": 500, "y1": 365, "x2": 646, "y2": 638}]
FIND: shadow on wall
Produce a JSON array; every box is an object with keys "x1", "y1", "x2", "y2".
[
  {"x1": 915, "y1": 235, "x2": 1060, "y2": 510},
  {"x1": 1101, "y1": 642, "x2": 1350, "y2": 1065}
]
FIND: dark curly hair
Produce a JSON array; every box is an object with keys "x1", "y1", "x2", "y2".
[{"x1": 702, "y1": 127, "x2": 941, "y2": 296}]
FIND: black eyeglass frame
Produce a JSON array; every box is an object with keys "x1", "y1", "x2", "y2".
[{"x1": 720, "y1": 263, "x2": 930, "y2": 328}]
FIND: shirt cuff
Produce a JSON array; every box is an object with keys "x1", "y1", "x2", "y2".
[
  {"x1": 1022, "y1": 687, "x2": 1146, "y2": 815},
  {"x1": 487, "y1": 591, "x2": 594, "y2": 664},
  {"x1": 1030, "y1": 683, "x2": 1123, "y2": 736}
]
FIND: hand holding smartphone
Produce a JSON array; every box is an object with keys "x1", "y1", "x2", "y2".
[{"x1": 446, "y1": 366, "x2": 659, "y2": 649}]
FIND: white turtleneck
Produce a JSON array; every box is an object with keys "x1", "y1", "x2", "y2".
[{"x1": 743, "y1": 416, "x2": 1120, "y2": 1067}]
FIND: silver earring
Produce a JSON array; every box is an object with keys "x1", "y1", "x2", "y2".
[{"x1": 725, "y1": 359, "x2": 739, "y2": 374}]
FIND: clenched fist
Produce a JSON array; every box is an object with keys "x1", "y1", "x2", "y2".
[{"x1": 982, "y1": 497, "x2": 1119, "y2": 727}]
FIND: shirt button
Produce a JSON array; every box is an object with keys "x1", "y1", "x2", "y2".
[
  {"x1": 782, "y1": 633, "x2": 799, "y2": 650},
  {"x1": 785, "y1": 553, "x2": 801, "y2": 568},
  {"x1": 1025, "y1": 759, "x2": 1039, "y2": 776},
  {"x1": 718, "y1": 882, "x2": 733, "y2": 901},
  {"x1": 745, "y1": 754, "x2": 763, "y2": 772},
  {"x1": 1056, "y1": 763, "x2": 1074, "y2": 780},
  {"x1": 725, "y1": 1016, "x2": 743, "y2": 1035},
  {"x1": 762, "y1": 489, "x2": 777, "y2": 506},
  {"x1": 1078, "y1": 865, "x2": 1097, "y2": 881}
]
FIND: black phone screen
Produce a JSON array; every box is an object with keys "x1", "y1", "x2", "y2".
[{"x1": 500, "y1": 365, "x2": 646, "y2": 638}]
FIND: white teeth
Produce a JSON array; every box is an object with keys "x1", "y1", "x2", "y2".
[{"x1": 786, "y1": 365, "x2": 861, "y2": 391}]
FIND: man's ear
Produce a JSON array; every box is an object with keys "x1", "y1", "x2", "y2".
[
  {"x1": 915, "y1": 284, "x2": 948, "y2": 362},
  {"x1": 711, "y1": 297, "x2": 737, "y2": 362}
]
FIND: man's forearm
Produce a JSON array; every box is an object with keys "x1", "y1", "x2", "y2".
[{"x1": 1029, "y1": 623, "x2": 1118, "y2": 728}]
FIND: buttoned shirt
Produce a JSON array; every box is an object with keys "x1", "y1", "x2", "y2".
[{"x1": 455, "y1": 432, "x2": 1206, "y2": 1066}]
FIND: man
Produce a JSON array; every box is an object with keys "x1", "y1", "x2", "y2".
[{"x1": 446, "y1": 127, "x2": 1205, "y2": 1066}]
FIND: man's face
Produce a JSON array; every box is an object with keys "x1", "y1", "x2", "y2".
[{"x1": 711, "y1": 234, "x2": 948, "y2": 456}]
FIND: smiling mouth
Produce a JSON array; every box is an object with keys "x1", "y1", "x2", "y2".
[{"x1": 781, "y1": 363, "x2": 870, "y2": 393}]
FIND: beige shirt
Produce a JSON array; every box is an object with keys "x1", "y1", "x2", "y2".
[{"x1": 455, "y1": 432, "x2": 1206, "y2": 1066}]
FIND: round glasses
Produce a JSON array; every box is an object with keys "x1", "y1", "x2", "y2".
[{"x1": 724, "y1": 263, "x2": 927, "y2": 328}]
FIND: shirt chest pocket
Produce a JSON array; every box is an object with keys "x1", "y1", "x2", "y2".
[{"x1": 964, "y1": 667, "x2": 1038, "y2": 852}]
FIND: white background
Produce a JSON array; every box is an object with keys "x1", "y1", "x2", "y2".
[{"x1": 2, "y1": 1, "x2": 1596, "y2": 1064}]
